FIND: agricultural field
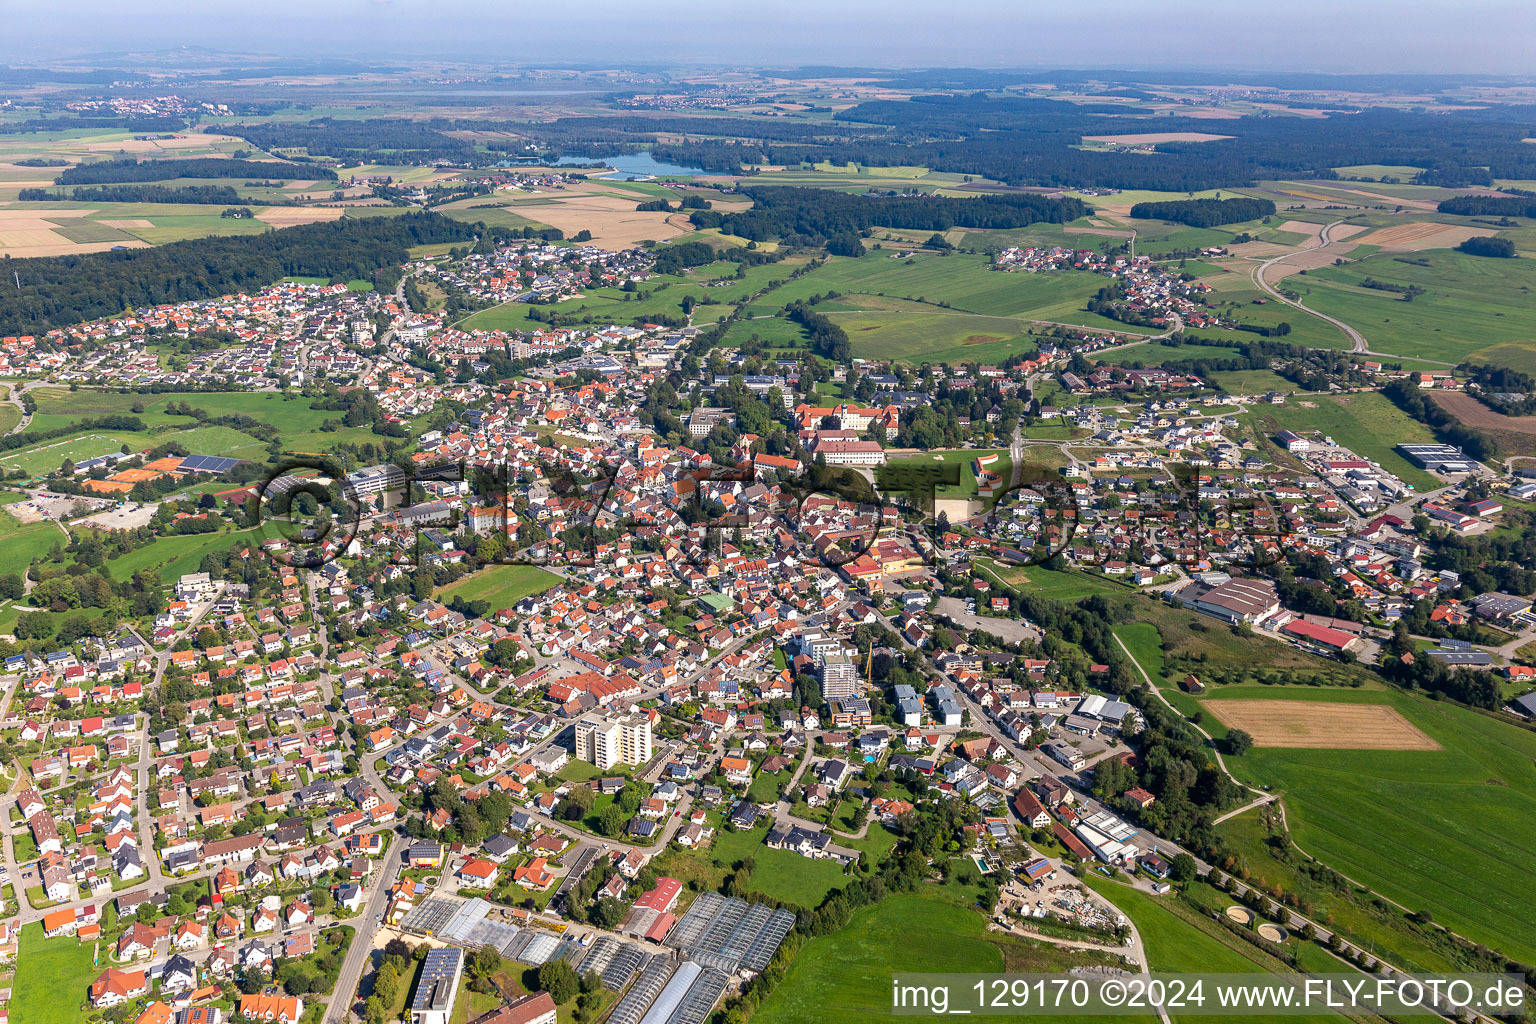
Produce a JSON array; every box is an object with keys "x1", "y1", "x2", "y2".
[
  {"x1": 461, "y1": 258, "x2": 805, "y2": 333},
  {"x1": 755, "y1": 893, "x2": 1149, "y2": 1024},
  {"x1": 1204, "y1": 699, "x2": 1438, "y2": 750},
  {"x1": 1215, "y1": 811, "x2": 1467, "y2": 974},
  {"x1": 1204, "y1": 686, "x2": 1536, "y2": 962},
  {"x1": 1289, "y1": 251, "x2": 1536, "y2": 367},
  {"x1": 433, "y1": 565, "x2": 562, "y2": 610},
  {"x1": 832, "y1": 306, "x2": 1040, "y2": 363}
]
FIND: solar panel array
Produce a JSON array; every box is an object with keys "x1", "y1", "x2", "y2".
[
  {"x1": 664, "y1": 893, "x2": 794, "y2": 975},
  {"x1": 179, "y1": 454, "x2": 243, "y2": 474}
]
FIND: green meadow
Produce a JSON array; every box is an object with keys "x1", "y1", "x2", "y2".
[
  {"x1": 1203, "y1": 686, "x2": 1536, "y2": 963},
  {"x1": 12, "y1": 921, "x2": 99, "y2": 1024},
  {"x1": 1292, "y1": 250, "x2": 1536, "y2": 367},
  {"x1": 433, "y1": 564, "x2": 562, "y2": 610},
  {"x1": 754, "y1": 893, "x2": 1153, "y2": 1024},
  {"x1": 104, "y1": 525, "x2": 262, "y2": 583}
]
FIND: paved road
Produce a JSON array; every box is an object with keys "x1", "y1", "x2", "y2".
[
  {"x1": 327, "y1": 834, "x2": 409, "y2": 1024},
  {"x1": 1247, "y1": 222, "x2": 1456, "y2": 366}
]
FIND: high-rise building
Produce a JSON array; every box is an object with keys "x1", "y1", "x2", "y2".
[
  {"x1": 573, "y1": 711, "x2": 652, "y2": 770},
  {"x1": 819, "y1": 653, "x2": 861, "y2": 701}
]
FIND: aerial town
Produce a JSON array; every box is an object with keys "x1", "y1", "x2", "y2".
[{"x1": 0, "y1": 26, "x2": 1535, "y2": 1024}]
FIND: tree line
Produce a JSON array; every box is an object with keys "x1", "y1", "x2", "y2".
[
  {"x1": 687, "y1": 185, "x2": 1085, "y2": 244},
  {"x1": 1129, "y1": 197, "x2": 1276, "y2": 227},
  {"x1": 56, "y1": 157, "x2": 334, "y2": 185},
  {"x1": 20, "y1": 184, "x2": 253, "y2": 205}
]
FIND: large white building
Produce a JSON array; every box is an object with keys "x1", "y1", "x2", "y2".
[
  {"x1": 812, "y1": 439, "x2": 887, "y2": 467},
  {"x1": 574, "y1": 711, "x2": 653, "y2": 770},
  {"x1": 345, "y1": 463, "x2": 406, "y2": 499}
]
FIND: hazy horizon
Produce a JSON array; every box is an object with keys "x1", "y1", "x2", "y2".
[{"x1": 6, "y1": 0, "x2": 1536, "y2": 76}]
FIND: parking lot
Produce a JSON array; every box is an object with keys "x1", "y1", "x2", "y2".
[{"x1": 8, "y1": 491, "x2": 114, "y2": 523}]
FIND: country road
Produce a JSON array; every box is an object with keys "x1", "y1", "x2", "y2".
[{"x1": 1246, "y1": 220, "x2": 1456, "y2": 366}]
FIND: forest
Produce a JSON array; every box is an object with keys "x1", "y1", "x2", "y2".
[
  {"x1": 1129, "y1": 196, "x2": 1276, "y2": 227},
  {"x1": 646, "y1": 100, "x2": 1536, "y2": 190},
  {"x1": 56, "y1": 157, "x2": 334, "y2": 185},
  {"x1": 688, "y1": 185, "x2": 1085, "y2": 243},
  {"x1": 221, "y1": 119, "x2": 477, "y2": 165},
  {"x1": 0, "y1": 211, "x2": 484, "y2": 336},
  {"x1": 1437, "y1": 193, "x2": 1536, "y2": 217},
  {"x1": 1457, "y1": 236, "x2": 1517, "y2": 258}
]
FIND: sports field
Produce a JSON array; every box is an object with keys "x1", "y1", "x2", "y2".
[
  {"x1": 1208, "y1": 686, "x2": 1536, "y2": 962},
  {"x1": 434, "y1": 565, "x2": 561, "y2": 609},
  {"x1": 1205, "y1": 700, "x2": 1438, "y2": 749}
]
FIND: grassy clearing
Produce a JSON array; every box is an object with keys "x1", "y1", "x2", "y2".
[
  {"x1": 13, "y1": 921, "x2": 97, "y2": 1024},
  {"x1": 105, "y1": 526, "x2": 260, "y2": 583},
  {"x1": 433, "y1": 565, "x2": 561, "y2": 610},
  {"x1": 974, "y1": 557, "x2": 1125, "y2": 602}
]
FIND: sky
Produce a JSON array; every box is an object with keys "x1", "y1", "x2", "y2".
[{"x1": 5, "y1": 0, "x2": 1536, "y2": 75}]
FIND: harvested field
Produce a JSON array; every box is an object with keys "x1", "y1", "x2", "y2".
[
  {"x1": 518, "y1": 183, "x2": 687, "y2": 249},
  {"x1": 0, "y1": 207, "x2": 129, "y2": 257},
  {"x1": 1083, "y1": 132, "x2": 1234, "y2": 144},
  {"x1": 1206, "y1": 700, "x2": 1439, "y2": 750},
  {"x1": 1430, "y1": 391, "x2": 1536, "y2": 433},
  {"x1": 78, "y1": 133, "x2": 245, "y2": 153},
  {"x1": 1352, "y1": 221, "x2": 1497, "y2": 251},
  {"x1": 101, "y1": 219, "x2": 155, "y2": 229},
  {"x1": 1335, "y1": 188, "x2": 1439, "y2": 210},
  {"x1": 1276, "y1": 220, "x2": 1324, "y2": 240},
  {"x1": 254, "y1": 207, "x2": 346, "y2": 226}
]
